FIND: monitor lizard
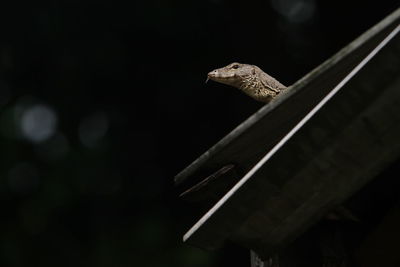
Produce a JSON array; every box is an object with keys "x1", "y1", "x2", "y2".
[
  {"x1": 207, "y1": 62, "x2": 287, "y2": 103},
  {"x1": 206, "y1": 62, "x2": 360, "y2": 222}
]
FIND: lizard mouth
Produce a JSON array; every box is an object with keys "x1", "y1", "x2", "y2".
[
  {"x1": 207, "y1": 70, "x2": 217, "y2": 77},
  {"x1": 206, "y1": 71, "x2": 217, "y2": 83},
  {"x1": 207, "y1": 70, "x2": 234, "y2": 81}
]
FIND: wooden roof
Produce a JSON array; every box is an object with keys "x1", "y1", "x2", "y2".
[{"x1": 176, "y1": 7, "x2": 400, "y2": 258}]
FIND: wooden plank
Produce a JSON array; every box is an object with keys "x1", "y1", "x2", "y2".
[
  {"x1": 182, "y1": 11, "x2": 400, "y2": 257},
  {"x1": 179, "y1": 164, "x2": 238, "y2": 206},
  {"x1": 175, "y1": 8, "x2": 400, "y2": 187}
]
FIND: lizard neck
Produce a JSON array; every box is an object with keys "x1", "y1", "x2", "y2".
[{"x1": 239, "y1": 75, "x2": 282, "y2": 103}]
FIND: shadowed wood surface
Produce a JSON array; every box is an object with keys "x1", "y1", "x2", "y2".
[{"x1": 178, "y1": 7, "x2": 400, "y2": 258}]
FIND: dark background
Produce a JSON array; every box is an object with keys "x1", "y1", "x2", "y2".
[{"x1": 0, "y1": 1, "x2": 398, "y2": 266}]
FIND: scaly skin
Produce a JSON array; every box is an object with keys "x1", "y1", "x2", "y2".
[{"x1": 207, "y1": 62, "x2": 287, "y2": 103}]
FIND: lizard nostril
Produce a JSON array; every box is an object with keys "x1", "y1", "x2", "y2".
[{"x1": 208, "y1": 70, "x2": 217, "y2": 77}]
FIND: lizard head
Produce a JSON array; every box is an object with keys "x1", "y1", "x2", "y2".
[{"x1": 207, "y1": 62, "x2": 257, "y2": 89}]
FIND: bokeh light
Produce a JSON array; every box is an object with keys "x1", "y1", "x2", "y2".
[
  {"x1": 20, "y1": 104, "x2": 57, "y2": 143},
  {"x1": 79, "y1": 111, "x2": 109, "y2": 147},
  {"x1": 271, "y1": 0, "x2": 316, "y2": 23}
]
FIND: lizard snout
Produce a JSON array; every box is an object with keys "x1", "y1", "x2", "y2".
[
  {"x1": 206, "y1": 70, "x2": 218, "y2": 83},
  {"x1": 207, "y1": 70, "x2": 218, "y2": 78}
]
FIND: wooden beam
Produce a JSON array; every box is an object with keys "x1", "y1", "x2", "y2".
[
  {"x1": 175, "y1": 8, "x2": 400, "y2": 189},
  {"x1": 179, "y1": 8, "x2": 400, "y2": 258}
]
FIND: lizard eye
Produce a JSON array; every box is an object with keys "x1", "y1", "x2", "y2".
[{"x1": 232, "y1": 64, "x2": 239, "y2": 69}]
